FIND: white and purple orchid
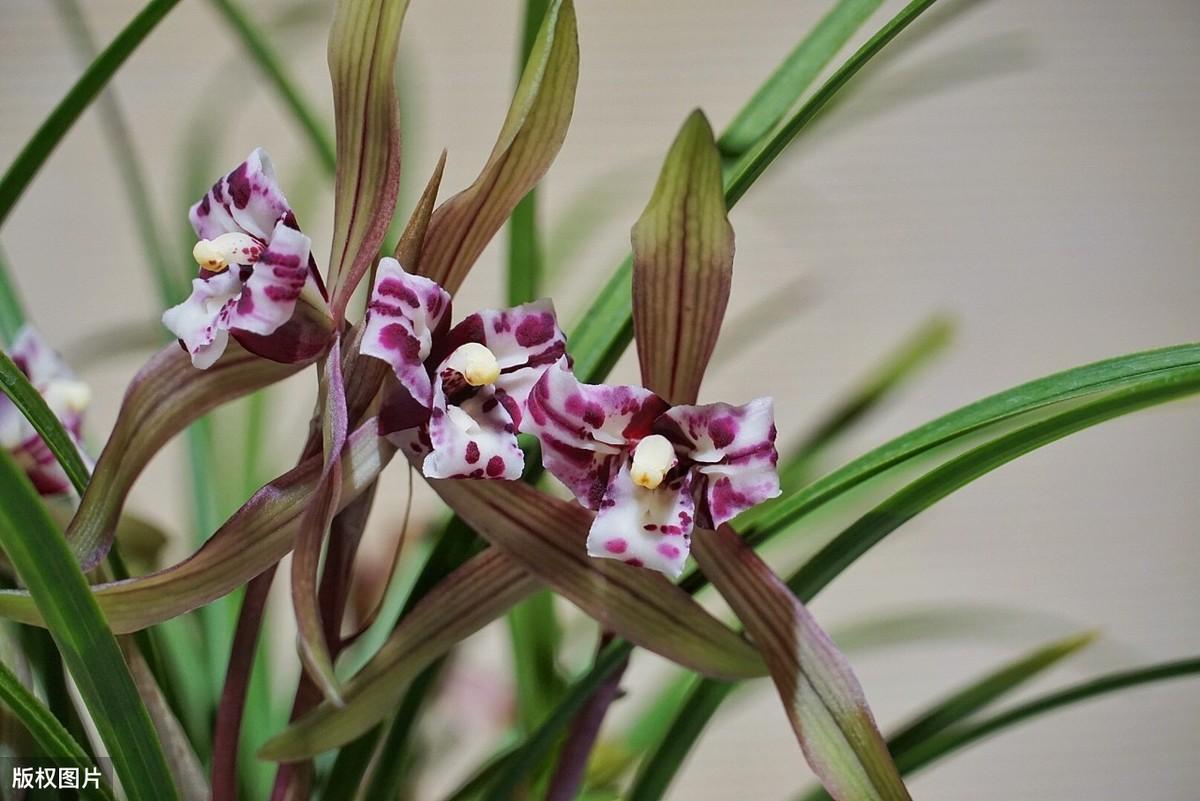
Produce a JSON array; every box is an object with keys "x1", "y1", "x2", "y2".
[
  {"x1": 0, "y1": 327, "x2": 91, "y2": 496},
  {"x1": 361, "y1": 257, "x2": 567, "y2": 481},
  {"x1": 523, "y1": 359, "x2": 780, "y2": 577},
  {"x1": 162, "y1": 149, "x2": 330, "y2": 369}
]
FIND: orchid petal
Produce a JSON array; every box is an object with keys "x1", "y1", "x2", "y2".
[
  {"x1": 524, "y1": 358, "x2": 667, "y2": 508},
  {"x1": 659, "y1": 396, "x2": 781, "y2": 527},
  {"x1": 160, "y1": 271, "x2": 240, "y2": 369},
  {"x1": 361, "y1": 257, "x2": 451, "y2": 408},
  {"x1": 423, "y1": 383, "x2": 523, "y2": 480},
  {"x1": 190, "y1": 148, "x2": 293, "y2": 242},
  {"x1": 228, "y1": 221, "x2": 314, "y2": 336},
  {"x1": 587, "y1": 463, "x2": 694, "y2": 578}
]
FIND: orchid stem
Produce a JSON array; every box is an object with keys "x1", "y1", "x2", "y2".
[
  {"x1": 543, "y1": 636, "x2": 628, "y2": 801},
  {"x1": 211, "y1": 568, "x2": 275, "y2": 801}
]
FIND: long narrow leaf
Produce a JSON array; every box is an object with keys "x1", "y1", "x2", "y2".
[
  {"x1": 0, "y1": 657, "x2": 116, "y2": 801},
  {"x1": 0, "y1": 0, "x2": 182, "y2": 229},
  {"x1": 418, "y1": 0, "x2": 578, "y2": 294},
  {"x1": 719, "y1": 0, "x2": 884, "y2": 156},
  {"x1": 326, "y1": 0, "x2": 410, "y2": 314},
  {"x1": 0, "y1": 246, "x2": 25, "y2": 344},
  {"x1": 787, "y1": 368, "x2": 1200, "y2": 601},
  {"x1": 748, "y1": 343, "x2": 1200, "y2": 544},
  {"x1": 794, "y1": 631, "x2": 1101, "y2": 801},
  {"x1": 0, "y1": 451, "x2": 179, "y2": 801},
  {"x1": 895, "y1": 657, "x2": 1200, "y2": 777},
  {"x1": 631, "y1": 110, "x2": 733, "y2": 405}
]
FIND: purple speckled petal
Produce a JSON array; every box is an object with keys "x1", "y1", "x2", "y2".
[
  {"x1": 523, "y1": 358, "x2": 668, "y2": 509},
  {"x1": 161, "y1": 270, "x2": 242, "y2": 369},
  {"x1": 422, "y1": 382, "x2": 523, "y2": 480},
  {"x1": 586, "y1": 463, "x2": 694, "y2": 578},
  {"x1": 0, "y1": 326, "x2": 91, "y2": 496},
  {"x1": 361, "y1": 257, "x2": 451, "y2": 409},
  {"x1": 659, "y1": 396, "x2": 780, "y2": 528},
  {"x1": 190, "y1": 148, "x2": 294, "y2": 241},
  {"x1": 227, "y1": 221, "x2": 314, "y2": 337}
]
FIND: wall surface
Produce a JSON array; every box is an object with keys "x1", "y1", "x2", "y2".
[{"x1": 2, "y1": 1, "x2": 1198, "y2": 799}]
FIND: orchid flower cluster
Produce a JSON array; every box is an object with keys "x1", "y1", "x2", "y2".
[{"x1": 158, "y1": 149, "x2": 780, "y2": 578}]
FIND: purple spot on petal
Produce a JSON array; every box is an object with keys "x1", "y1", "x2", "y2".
[
  {"x1": 515, "y1": 313, "x2": 554, "y2": 347},
  {"x1": 486, "y1": 456, "x2": 506, "y2": 477},
  {"x1": 625, "y1": 558, "x2": 644, "y2": 568},
  {"x1": 657, "y1": 542, "x2": 681, "y2": 559},
  {"x1": 709, "y1": 416, "x2": 738, "y2": 449},
  {"x1": 604, "y1": 538, "x2": 628, "y2": 554},
  {"x1": 465, "y1": 441, "x2": 480, "y2": 464}
]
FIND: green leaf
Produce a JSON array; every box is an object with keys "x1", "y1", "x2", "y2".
[
  {"x1": 887, "y1": 631, "x2": 1097, "y2": 757},
  {"x1": 0, "y1": 657, "x2": 116, "y2": 801},
  {"x1": 0, "y1": 451, "x2": 179, "y2": 801},
  {"x1": 0, "y1": 418, "x2": 393, "y2": 633},
  {"x1": 66, "y1": 341, "x2": 311, "y2": 568},
  {"x1": 0, "y1": 350, "x2": 90, "y2": 495},
  {"x1": 418, "y1": 0, "x2": 578, "y2": 294},
  {"x1": 724, "y1": 0, "x2": 939, "y2": 207},
  {"x1": 794, "y1": 632, "x2": 1099, "y2": 801},
  {"x1": 260, "y1": 546, "x2": 540, "y2": 759},
  {"x1": 430, "y1": 479, "x2": 764, "y2": 680},
  {"x1": 326, "y1": 0, "x2": 411, "y2": 315},
  {"x1": 208, "y1": 0, "x2": 336, "y2": 175},
  {"x1": 568, "y1": 0, "x2": 944, "y2": 386},
  {"x1": 719, "y1": 0, "x2": 884, "y2": 156},
  {"x1": 632, "y1": 110, "x2": 734, "y2": 405},
  {"x1": 748, "y1": 343, "x2": 1200, "y2": 545},
  {"x1": 0, "y1": 0, "x2": 182, "y2": 229},
  {"x1": 895, "y1": 656, "x2": 1200, "y2": 777},
  {"x1": 786, "y1": 362, "x2": 1200, "y2": 602},
  {"x1": 691, "y1": 527, "x2": 911, "y2": 801}
]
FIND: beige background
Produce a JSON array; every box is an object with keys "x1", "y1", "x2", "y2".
[{"x1": 3, "y1": 0, "x2": 1200, "y2": 798}]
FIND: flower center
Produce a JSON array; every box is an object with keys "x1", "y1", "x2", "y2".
[
  {"x1": 192, "y1": 232, "x2": 262, "y2": 273},
  {"x1": 630, "y1": 434, "x2": 677, "y2": 490},
  {"x1": 445, "y1": 343, "x2": 501, "y2": 387}
]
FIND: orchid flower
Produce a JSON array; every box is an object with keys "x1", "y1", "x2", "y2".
[
  {"x1": 162, "y1": 149, "x2": 331, "y2": 369},
  {"x1": 523, "y1": 358, "x2": 780, "y2": 577},
  {"x1": 361, "y1": 257, "x2": 567, "y2": 480},
  {"x1": 0, "y1": 327, "x2": 91, "y2": 496}
]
